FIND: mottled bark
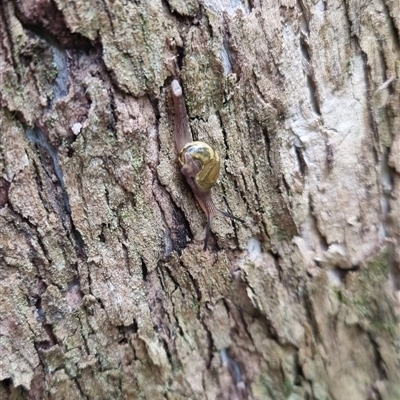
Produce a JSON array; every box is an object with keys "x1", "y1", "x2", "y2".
[{"x1": 0, "y1": 0, "x2": 399, "y2": 399}]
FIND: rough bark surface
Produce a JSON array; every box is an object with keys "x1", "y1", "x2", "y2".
[{"x1": 0, "y1": 0, "x2": 399, "y2": 399}]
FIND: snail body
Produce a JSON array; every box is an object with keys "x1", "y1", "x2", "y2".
[{"x1": 171, "y1": 79, "x2": 243, "y2": 250}]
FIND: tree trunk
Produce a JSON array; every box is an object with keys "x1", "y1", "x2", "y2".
[{"x1": 0, "y1": 0, "x2": 399, "y2": 399}]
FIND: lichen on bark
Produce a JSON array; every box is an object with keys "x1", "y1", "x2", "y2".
[{"x1": 0, "y1": 0, "x2": 399, "y2": 399}]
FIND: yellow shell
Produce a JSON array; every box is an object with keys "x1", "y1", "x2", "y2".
[{"x1": 179, "y1": 141, "x2": 220, "y2": 191}]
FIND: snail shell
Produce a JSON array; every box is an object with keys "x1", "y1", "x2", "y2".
[{"x1": 179, "y1": 141, "x2": 220, "y2": 192}]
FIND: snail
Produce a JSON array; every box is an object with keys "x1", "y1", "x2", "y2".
[{"x1": 171, "y1": 79, "x2": 243, "y2": 250}]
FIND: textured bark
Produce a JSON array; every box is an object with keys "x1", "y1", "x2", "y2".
[{"x1": 0, "y1": 0, "x2": 399, "y2": 399}]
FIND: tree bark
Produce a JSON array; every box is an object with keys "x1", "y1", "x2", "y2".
[{"x1": 0, "y1": 0, "x2": 399, "y2": 399}]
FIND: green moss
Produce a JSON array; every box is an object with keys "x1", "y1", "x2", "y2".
[
  {"x1": 260, "y1": 376, "x2": 277, "y2": 400},
  {"x1": 130, "y1": 148, "x2": 144, "y2": 172},
  {"x1": 343, "y1": 247, "x2": 396, "y2": 336},
  {"x1": 191, "y1": 299, "x2": 200, "y2": 313},
  {"x1": 48, "y1": 115, "x2": 59, "y2": 128},
  {"x1": 283, "y1": 379, "x2": 293, "y2": 396},
  {"x1": 47, "y1": 62, "x2": 59, "y2": 81},
  {"x1": 346, "y1": 60, "x2": 353, "y2": 76}
]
